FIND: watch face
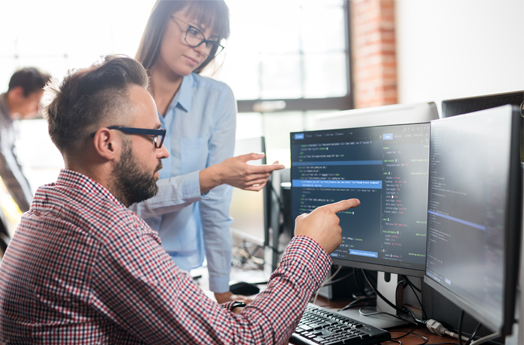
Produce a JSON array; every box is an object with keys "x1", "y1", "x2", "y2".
[{"x1": 231, "y1": 301, "x2": 246, "y2": 310}]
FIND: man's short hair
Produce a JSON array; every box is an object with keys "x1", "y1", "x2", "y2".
[
  {"x1": 44, "y1": 55, "x2": 149, "y2": 155},
  {"x1": 8, "y1": 67, "x2": 51, "y2": 97}
]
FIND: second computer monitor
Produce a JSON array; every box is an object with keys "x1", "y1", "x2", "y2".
[
  {"x1": 424, "y1": 105, "x2": 522, "y2": 336},
  {"x1": 291, "y1": 122, "x2": 431, "y2": 277}
]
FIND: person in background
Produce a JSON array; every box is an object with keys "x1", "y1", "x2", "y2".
[
  {"x1": 133, "y1": 0, "x2": 284, "y2": 303},
  {"x1": 0, "y1": 55, "x2": 360, "y2": 344},
  {"x1": 0, "y1": 67, "x2": 50, "y2": 212}
]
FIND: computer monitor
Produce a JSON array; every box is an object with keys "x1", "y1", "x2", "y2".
[
  {"x1": 424, "y1": 105, "x2": 521, "y2": 339},
  {"x1": 312, "y1": 102, "x2": 439, "y2": 130},
  {"x1": 229, "y1": 137, "x2": 269, "y2": 246},
  {"x1": 441, "y1": 90, "x2": 523, "y2": 118},
  {"x1": 291, "y1": 121, "x2": 431, "y2": 327},
  {"x1": 441, "y1": 90, "x2": 524, "y2": 162}
]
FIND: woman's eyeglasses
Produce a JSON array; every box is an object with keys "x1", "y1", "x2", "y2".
[{"x1": 171, "y1": 16, "x2": 225, "y2": 57}]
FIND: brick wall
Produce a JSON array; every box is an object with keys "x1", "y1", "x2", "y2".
[{"x1": 351, "y1": 0, "x2": 398, "y2": 108}]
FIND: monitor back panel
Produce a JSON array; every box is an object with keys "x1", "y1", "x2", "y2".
[{"x1": 442, "y1": 90, "x2": 524, "y2": 118}]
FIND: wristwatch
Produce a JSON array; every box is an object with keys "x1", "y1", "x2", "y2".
[{"x1": 230, "y1": 301, "x2": 246, "y2": 311}]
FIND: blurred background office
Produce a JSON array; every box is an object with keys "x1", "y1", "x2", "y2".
[{"x1": 0, "y1": 0, "x2": 522, "y2": 234}]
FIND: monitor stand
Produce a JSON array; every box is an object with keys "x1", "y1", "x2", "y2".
[{"x1": 337, "y1": 272, "x2": 411, "y2": 329}]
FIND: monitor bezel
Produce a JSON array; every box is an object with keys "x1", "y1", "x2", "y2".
[
  {"x1": 291, "y1": 121, "x2": 432, "y2": 278},
  {"x1": 423, "y1": 105, "x2": 522, "y2": 335}
]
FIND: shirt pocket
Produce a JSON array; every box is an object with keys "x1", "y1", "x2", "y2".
[{"x1": 180, "y1": 137, "x2": 209, "y2": 174}]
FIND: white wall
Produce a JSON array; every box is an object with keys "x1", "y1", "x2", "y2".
[{"x1": 396, "y1": 0, "x2": 524, "y2": 114}]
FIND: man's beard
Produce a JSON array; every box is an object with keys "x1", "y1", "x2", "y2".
[{"x1": 110, "y1": 141, "x2": 162, "y2": 207}]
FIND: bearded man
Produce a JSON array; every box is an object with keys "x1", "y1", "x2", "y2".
[{"x1": 0, "y1": 55, "x2": 359, "y2": 344}]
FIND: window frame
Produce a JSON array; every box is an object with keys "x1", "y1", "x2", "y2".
[{"x1": 236, "y1": 0, "x2": 353, "y2": 114}]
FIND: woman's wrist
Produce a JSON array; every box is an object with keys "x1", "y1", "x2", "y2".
[{"x1": 199, "y1": 164, "x2": 223, "y2": 194}]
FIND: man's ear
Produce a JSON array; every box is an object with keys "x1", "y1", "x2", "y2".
[
  {"x1": 8, "y1": 86, "x2": 25, "y2": 101},
  {"x1": 92, "y1": 128, "x2": 121, "y2": 161}
]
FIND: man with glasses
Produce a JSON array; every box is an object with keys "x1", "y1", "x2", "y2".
[{"x1": 0, "y1": 55, "x2": 360, "y2": 344}]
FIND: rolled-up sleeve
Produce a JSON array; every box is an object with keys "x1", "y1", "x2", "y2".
[{"x1": 129, "y1": 171, "x2": 205, "y2": 219}]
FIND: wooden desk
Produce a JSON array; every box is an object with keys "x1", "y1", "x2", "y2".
[
  {"x1": 386, "y1": 325, "x2": 457, "y2": 345},
  {"x1": 288, "y1": 296, "x2": 456, "y2": 345},
  {"x1": 204, "y1": 265, "x2": 456, "y2": 344}
]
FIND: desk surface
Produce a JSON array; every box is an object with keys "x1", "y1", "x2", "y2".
[
  {"x1": 196, "y1": 264, "x2": 455, "y2": 344},
  {"x1": 300, "y1": 296, "x2": 456, "y2": 345}
]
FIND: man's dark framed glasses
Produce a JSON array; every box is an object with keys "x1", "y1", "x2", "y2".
[{"x1": 90, "y1": 126, "x2": 167, "y2": 149}]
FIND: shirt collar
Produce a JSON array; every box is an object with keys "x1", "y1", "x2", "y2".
[
  {"x1": 169, "y1": 74, "x2": 194, "y2": 113},
  {"x1": 56, "y1": 169, "x2": 123, "y2": 206}
]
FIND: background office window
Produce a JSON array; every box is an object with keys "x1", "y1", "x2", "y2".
[{"x1": 209, "y1": 0, "x2": 352, "y2": 166}]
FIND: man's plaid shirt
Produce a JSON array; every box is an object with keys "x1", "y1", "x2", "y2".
[{"x1": 0, "y1": 169, "x2": 331, "y2": 344}]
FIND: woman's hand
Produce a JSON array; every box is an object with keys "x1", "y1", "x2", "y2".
[
  {"x1": 200, "y1": 153, "x2": 285, "y2": 193},
  {"x1": 217, "y1": 153, "x2": 285, "y2": 191}
]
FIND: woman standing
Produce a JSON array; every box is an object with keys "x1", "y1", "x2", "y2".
[{"x1": 132, "y1": 0, "x2": 283, "y2": 303}]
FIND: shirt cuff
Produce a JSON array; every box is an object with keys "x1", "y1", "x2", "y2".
[
  {"x1": 183, "y1": 170, "x2": 207, "y2": 202},
  {"x1": 221, "y1": 300, "x2": 236, "y2": 310},
  {"x1": 282, "y1": 236, "x2": 333, "y2": 288},
  {"x1": 208, "y1": 275, "x2": 230, "y2": 294}
]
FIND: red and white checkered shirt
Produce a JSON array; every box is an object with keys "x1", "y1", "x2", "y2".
[{"x1": 0, "y1": 169, "x2": 331, "y2": 344}]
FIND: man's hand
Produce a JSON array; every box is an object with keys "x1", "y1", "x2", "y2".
[
  {"x1": 232, "y1": 306, "x2": 244, "y2": 315},
  {"x1": 294, "y1": 199, "x2": 360, "y2": 254},
  {"x1": 214, "y1": 291, "x2": 255, "y2": 304},
  {"x1": 216, "y1": 153, "x2": 285, "y2": 191}
]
